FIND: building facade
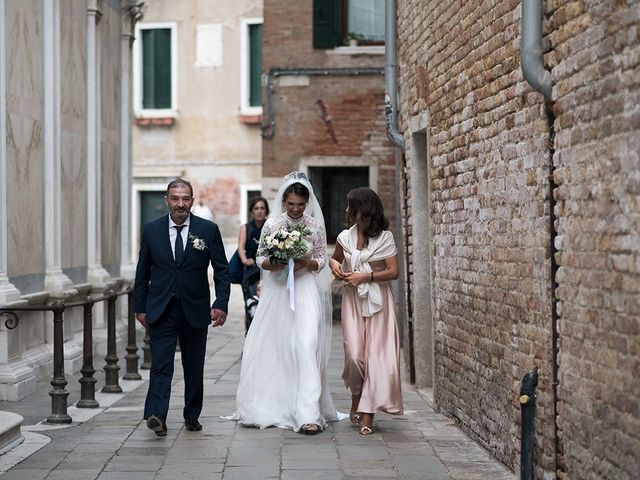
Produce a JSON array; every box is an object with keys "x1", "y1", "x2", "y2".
[
  {"x1": 261, "y1": 0, "x2": 397, "y2": 243},
  {"x1": 131, "y1": 0, "x2": 264, "y2": 245},
  {"x1": 395, "y1": 0, "x2": 639, "y2": 479},
  {"x1": 0, "y1": 0, "x2": 143, "y2": 400}
]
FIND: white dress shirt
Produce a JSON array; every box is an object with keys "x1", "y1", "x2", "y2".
[{"x1": 169, "y1": 215, "x2": 190, "y2": 260}]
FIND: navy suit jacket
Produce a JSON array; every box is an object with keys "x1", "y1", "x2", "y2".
[{"x1": 133, "y1": 214, "x2": 230, "y2": 328}]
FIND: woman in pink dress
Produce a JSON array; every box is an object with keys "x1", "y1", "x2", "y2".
[{"x1": 329, "y1": 187, "x2": 403, "y2": 435}]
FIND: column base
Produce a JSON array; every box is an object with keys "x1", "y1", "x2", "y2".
[
  {"x1": 63, "y1": 336, "x2": 83, "y2": 376},
  {"x1": 92, "y1": 327, "x2": 125, "y2": 359},
  {"x1": 0, "y1": 276, "x2": 21, "y2": 305},
  {"x1": 44, "y1": 270, "x2": 76, "y2": 298},
  {"x1": 0, "y1": 360, "x2": 37, "y2": 401},
  {"x1": 87, "y1": 266, "x2": 112, "y2": 286},
  {"x1": 119, "y1": 261, "x2": 136, "y2": 282},
  {"x1": 21, "y1": 347, "x2": 53, "y2": 384}
]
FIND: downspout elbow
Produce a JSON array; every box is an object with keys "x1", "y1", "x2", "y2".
[
  {"x1": 385, "y1": 95, "x2": 404, "y2": 149},
  {"x1": 521, "y1": 0, "x2": 553, "y2": 102}
]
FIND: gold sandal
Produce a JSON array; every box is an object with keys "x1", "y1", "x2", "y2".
[
  {"x1": 350, "y1": 412, "x2": 362, "y2": 426},
  {"x1": 359, "y1": 412, "x2": 374, "y2": 435},
  {"x1": 350, "y1": 394, "x2": 362, "y2": 426},
  {"x1": 301, "y1": 423, "x2": 322, "y2": 435},
  {"x1": 359, "y1": 425, "x2": 374, "y2": 435}
]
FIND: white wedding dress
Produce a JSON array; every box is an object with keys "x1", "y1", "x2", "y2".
[{"x1": 227, "y1": 209, "x2": 345, "y2": 431}]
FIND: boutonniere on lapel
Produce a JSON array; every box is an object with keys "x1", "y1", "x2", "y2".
[{"x1": 188, "y1": 234, "x2": 208, "y2": 251}]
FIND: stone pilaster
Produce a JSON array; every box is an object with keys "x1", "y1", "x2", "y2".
[
  {"x1": 119, "y1": 1, "x2": 146, "y2": 281},
  {"x1": 86, "y1": 0, "x2": 111, "y2": 286},
  {"x1": 42, "y1": 0, "x2": 75, "y2": 297},
  {"x1": 0, "y1": 0, "x2": 20, "y2": 305}
]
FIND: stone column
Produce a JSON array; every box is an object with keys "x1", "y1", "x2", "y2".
[
  {"x1": 42, "y1": 0, "x2": 75, "y2": 297},
  {"x1": 0, "y1": 0, "x2": 36, "y2": 402},
  {"x1": 86, "y1": 1, "x2": 116, "y2": 357},
  {"x1": 0, "y1": 0, "x2": 20, "y2": 305},
  {"x1": 87, "y1": 0, "x2": 111, "y2": 287},
  {"x1": 119, "y1": 2, "x2": 145, "y2": 281}
]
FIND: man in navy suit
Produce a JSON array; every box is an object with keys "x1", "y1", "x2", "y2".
[{"x1": 134, "y1": 178, "x2": 230, "y2": 436}]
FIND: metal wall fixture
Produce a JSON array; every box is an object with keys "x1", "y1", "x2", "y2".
[{"x1": 260, "y1": 67, "x2": 384, "y2": 139}]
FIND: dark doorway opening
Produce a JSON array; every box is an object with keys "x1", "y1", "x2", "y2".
[{"x1": 308, "y1": 166, "x2": 369, "y2": 243}]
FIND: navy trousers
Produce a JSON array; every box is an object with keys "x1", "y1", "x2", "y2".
[{"x1": 143, "y1": 298, "x2": 208, "y2": 421}]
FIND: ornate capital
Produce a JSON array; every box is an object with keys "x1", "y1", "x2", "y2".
[
  {"x1": 122, "y1": 1, "x2": 146, "y2": 39},
  {"x1": 88, "y1": 0, "x2": 103, "y2": 24}
]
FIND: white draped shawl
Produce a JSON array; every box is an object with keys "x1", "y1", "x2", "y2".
[{"x1": 337, "y1": 226, "x2": 397, "y2": 317}]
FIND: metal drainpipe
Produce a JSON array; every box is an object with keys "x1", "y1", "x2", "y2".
[
  {"x1": 520, "y1": 0, "x2": 559, "y2": 476},
  {"x1": 520, "y1": 368, "x2": 539, "y2": 480},
  {"x1": 385, "y1": 0, "x2": 412, "y2": 377},
  {"x1": 521, "y1": 0, "x2": 552, "y2": 101},
  {"x1": 385, "y1": 0, "x2": 404, "y2": 149},
  {"x1": 260, "y1": 67, "x2": 384, "y2": 139}
]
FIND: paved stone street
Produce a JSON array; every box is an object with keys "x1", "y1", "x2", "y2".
[{"x1": 0, "y1": 287, "x2": 515, "y2": 479}]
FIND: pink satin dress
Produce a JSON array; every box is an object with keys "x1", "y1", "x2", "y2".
[{"x1": 340, "y1": 255, "x2": 404, "y2": 415}]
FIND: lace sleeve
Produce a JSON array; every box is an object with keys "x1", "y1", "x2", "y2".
[
  {"x1": 255, "y1": 219, "x2": 273, "y2": 270},
  {"x1": 308, "y1": 217, "x2": 327, "y2": 271}
]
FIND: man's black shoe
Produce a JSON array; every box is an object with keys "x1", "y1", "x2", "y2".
[
  {"x1": 184, "y1": 418, "x2": 202, "y2": 431},
  {"x1": 147, "y1": 415, "x2": 167, "y2": 437}
]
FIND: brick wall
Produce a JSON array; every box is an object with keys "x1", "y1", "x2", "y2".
[
  {"x1": 397, "y1": 0, "x2": 639, "y2": 478},
  {"x1": 263, "y1": 0, "x2": 397, "y2": 223},
  {"x1": 551, "y1": 1, "x2": 640, "y2": 478}
]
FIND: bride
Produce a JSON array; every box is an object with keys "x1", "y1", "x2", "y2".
[{"x1": 227, "y1": 172, "x2": 345, "y2": 434}]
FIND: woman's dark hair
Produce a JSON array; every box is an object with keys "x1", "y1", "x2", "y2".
[
  {"x1": 249, "y1": 196, "x2": 270, "y2": 216},
  {"x1": 282, "y1": 182, "x2": 310, "y2": 202},
  {"x1": 346, "y1": 187, "x2": 389, "y2": 238}
]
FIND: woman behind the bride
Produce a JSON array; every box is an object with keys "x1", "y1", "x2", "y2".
[{"x1": 227, "y1": 172, "x2": 345, "y2": 434}]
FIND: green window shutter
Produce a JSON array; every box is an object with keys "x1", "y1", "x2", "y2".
[
  {"x1": 313, "y1": 0, "x2": 341, "y2": 49},
  {"x1": 142, "y1": 28, "x2": 172, "y2": 109},
  {"x1": 249, "y1": 24, "x2": 263, "y2": 108}
]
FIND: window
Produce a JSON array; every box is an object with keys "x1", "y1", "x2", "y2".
[
  {"x1": 346, "y1": 0, "x2": 384, "y2": 43},
  {"x1": 313, "y1": 0, "x2": 384, "y2": 49},
  {"x1": 240, "y1": 18, "x2": 263, "y2": 117},
  {"x1": 133, "y1": 22, "x2": 178, "y2": 118}
]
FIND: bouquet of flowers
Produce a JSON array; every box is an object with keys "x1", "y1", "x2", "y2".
[{"x1": 258, "y1": 224, "x2": 311, "y2": 265}]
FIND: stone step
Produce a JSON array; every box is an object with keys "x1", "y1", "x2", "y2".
[{"x1": 0, "y1": 411, "x2": 24, "y2": 455}]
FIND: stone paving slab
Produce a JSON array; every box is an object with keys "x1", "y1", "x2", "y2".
[{"x1": 0, "y1": 287, "x2": 517, "y2": 479}]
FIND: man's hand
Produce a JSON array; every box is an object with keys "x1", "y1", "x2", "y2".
[
  {"x1": 210, "y1": 308, "x2": 227, "y2": 327},
  {"x1": 136, "y1": 313, "x2": 147, "y2": 328}
]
